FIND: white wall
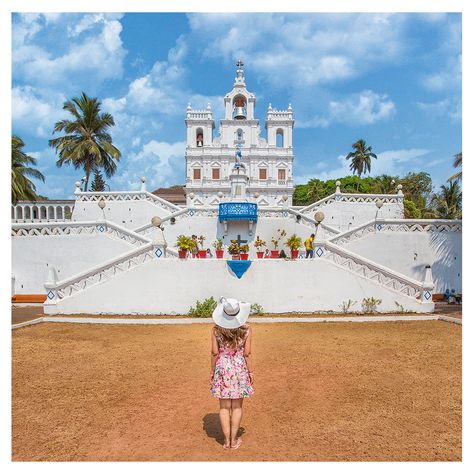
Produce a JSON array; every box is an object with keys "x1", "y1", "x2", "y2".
[
  {"x1": 342, "y1": 231, "x2": 462, "y2": 293},
  {"x1": 45, "y1": 259, "x2": 432, "y2": 315},
  {"x1": 12, "y1": 235, "x2": 133, "y2": 294},
  {"x1": 304, "y1": 200, "x2": 404, "y2": 231},
  {"x1": 72, "y1": 200, "x2": 172, "y2": 229}
]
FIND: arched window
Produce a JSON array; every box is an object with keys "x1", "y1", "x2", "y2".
[
  {"x1": 48, "y1": 207, "x2": 55, "y2": 219},
  {"x1": 236, "y1": 129, "x2": 243, "y2": 141},
  {"x1": 17, "y1": 207, "x2": 23, "y2": 220},
  {"x1": 40, "y1": 206, "x2": 47, "y2": 219},
  {"x1": 196, "y1": 128, "x2": 204, "y2": 147},
  {"x1": 276, "y1": 129, "x2": 284, "y2": 148},
  {"x1": 56, "y1": 207, "x2": 63, "y2": 219},
  {"x1": 25, "y1": 206, "x2": 31, "y2": 220}
]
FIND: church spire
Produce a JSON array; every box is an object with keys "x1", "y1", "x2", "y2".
[{"x1": 234, "y1": 59, "x2": 246, "y2": 86}]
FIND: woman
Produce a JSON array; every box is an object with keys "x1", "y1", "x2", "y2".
[{"x1": 209, "y1": 297, "x2": 254, "y2": 449}]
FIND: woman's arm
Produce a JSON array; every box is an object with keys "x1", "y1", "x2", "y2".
[
  {"x1": 243, "y1": 326, "x2": 253, "y2": 382},
  {"x1": 210, "y1": 327, "x2": 219, "y2": 377}
]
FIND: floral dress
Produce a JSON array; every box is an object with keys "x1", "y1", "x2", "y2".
[{"x1": 210, "y1": 326, "x2": 254, "y2": 399}]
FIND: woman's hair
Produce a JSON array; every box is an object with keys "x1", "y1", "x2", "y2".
[{"x1": 214, "y1": 325, "x2": 248, "y2": 349}]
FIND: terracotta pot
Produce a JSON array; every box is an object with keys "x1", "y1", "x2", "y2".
[
  {"x1": 271, "y1": 250, "x2": 279, "y2": 258},
  {"x1": 291, "y1": 249, "x2": 299, "y2": 259},
  {"x1": 256, "y1": 251, "x2": 264, "y2": 259},
  {"x1": 198, "y1": 250, "x2": 207, "y2": 259},
  {"x1": 231, "y1": 255, "x2": 240, "y2": 260},
  {"x1": 215, "y1": 249, "x2": 224, "y2": 259},
  {"x1": 240, "y1": 253, "x2": 249, "y2": 260},
  {"x1": 178, "y1": 249, "x2": 188, "y2": 259}
]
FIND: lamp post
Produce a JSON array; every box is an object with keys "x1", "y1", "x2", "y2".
[
  {"x1": 151, "y1": 216, "x2": 167, "y2": 257},
  {"x1": 314, "y1": 211, "x2": 325, "y2": 238},
  {"x1": 375, "y1": 199, "x2": 383, "y2": 229},
  {"x1": 98, "y1": 198, "x2": 106, "y2": 221}
]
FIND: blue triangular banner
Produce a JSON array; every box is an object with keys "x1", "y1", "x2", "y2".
[{"x1": 226, "y1": 260, "x2": 252, "y2": 279}]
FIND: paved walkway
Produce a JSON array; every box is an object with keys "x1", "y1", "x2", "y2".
[{"x1": 12, "y1": 304, "x2": 462, "y2": 328}]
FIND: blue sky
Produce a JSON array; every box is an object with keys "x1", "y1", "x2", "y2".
[{"x1": 12, "y1": 12, "x2": 461, "y2": 198}]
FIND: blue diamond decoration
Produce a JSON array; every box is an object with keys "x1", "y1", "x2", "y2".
[
  {"x1": 47, "y1": 291, "x2": 55, "y2": 300},
  {"x1": 376, "y1": 224, "x2": 382, "y2": 231},
  {"x1": 424, "y1": 291, "x2": 432, "y2": 301},
  {"x1": 283, "y1": 211, "x2": 288, "y2": 217},
  {"x1": 188, "y1": 210, "x2": 195, "y2": 216},
  {"x1": 154, "y1": 248, "x2": 163, "y2": 258},
  {"x1": 315, "y1": 246, "x2": 324, "y2": 257},
  {"x1": 98, "y1": 225, "x2": 105, "y2": 232}
]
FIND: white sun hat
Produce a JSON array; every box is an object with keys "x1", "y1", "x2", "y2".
[{"x1": 212, "y1": 297, "x2": 251, "y2": 329}]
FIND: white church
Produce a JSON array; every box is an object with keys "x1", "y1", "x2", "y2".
[
  {"x1": 11, "y1": 61, "x2": 462, "y2": 316},
  {"x1": 185, "y1": 60, "x2": 294, "y2": 207}
]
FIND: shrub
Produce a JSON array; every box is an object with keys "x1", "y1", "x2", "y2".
[
  {"x1": 176, "y1": 235, "x2": 193, "y2": 251},
  {"x1": 254, "y1": 237, "x2": 266, "y2": 249},
  {"x1": 271, "y1": 228, "x2": 287, "y2": 249},
  {"x1": 250, "y1": 303, "x2": 264, "y2": 315},
  {"x1": 240, "y1": 244, "x2": 249, "y2": 253},
  {"x1": 285, "y1": 234, "x2": 302, "y2": 250},
  {"x1": 213, "y1": 238, "x2": 223, "y2": 250},
  {"x1": 339, "y1": 299, "x2": 357, "y2": 313},
  {"x1": 361, "y1": 297, "x2": 382, "y2": 313},
  {"x1": 188, "y1": 297, "x2": 218, "y2": 318},
  {"x1": 228, "y1": 240, "x2": 240, "y2": 255}
]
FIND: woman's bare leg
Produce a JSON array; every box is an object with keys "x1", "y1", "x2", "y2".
[
  {"x1": 219, "y1": 399, "x2": 232, "y2": 447},
  {"x1": 230, "y1": 398, "x2": 243, "y2": 448}
]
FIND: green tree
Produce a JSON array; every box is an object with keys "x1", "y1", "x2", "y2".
[
  {"x1": 345, "y1": 139, "x2": 377, "y2": 190},
  {"x1": 49, "y1": 92, "x2": 121, "y2": 192},
  {"x1": 305, "y1": 178, "x2": 326, "y2": 202},
  {"x1": 430, "y1": 181, "x2": 462, "y2": 219},
  {"x1": 11, "y1": 135, "x2": 45, "y2": 204},
  {"x1": 90, "y1": 170, "x2": 106, "y2": 192},
  {"x1": 449, "y1": 152, "x2": 462, "y2": 183}
]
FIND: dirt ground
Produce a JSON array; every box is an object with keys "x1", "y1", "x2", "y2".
[{"x1": 12, "y1": 321, "x2": 461, "y2": 461}]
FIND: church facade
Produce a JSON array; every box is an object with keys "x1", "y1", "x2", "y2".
[{"x1": 185, "y1": 61, "x2": 294, "y2": 207}]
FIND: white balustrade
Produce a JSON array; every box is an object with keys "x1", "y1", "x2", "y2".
[{"x1": 11, "y1": 201, "x2": 74, "y2": 223}]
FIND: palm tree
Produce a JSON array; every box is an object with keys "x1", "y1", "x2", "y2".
[
  {"x1": 12, "y1": 135, "x2": 45, "y2": 204},
  {"x1": 448, "y1": 152, "x2": 462, "y2": 183},
  {"x1": 345, "y1": 139, "x2": 377, "y2": 191},
  {"x1": 430, "y1": 181, "x2": 462, "y2": 219},
  {"x1": 306, "y1": 178, "x2": 325, "y2": 203},
  {"x1": 49, "y1": 92, "x2": 121, "y2": 192}
]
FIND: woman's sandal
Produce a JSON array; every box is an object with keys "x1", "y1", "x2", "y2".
[{"x1": 231, "y1": 438, "x2": 242, "y2": 450}]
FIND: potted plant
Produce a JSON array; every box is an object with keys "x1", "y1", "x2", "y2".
[
  {"x1": 270, "y1": 228, "x2": 286, "y2": 258},
  {"x1": 228, "y1": 240, "x2": 241, "y2": 260},
  {"x1": 240, "y1": 243, "x2": 250, "y2": 260},
  {"x1": 213, "y1": 238, "x2": 224, "y2": 259},
  {"x1": 285, "y1": 234, "x2": 302, "y2": 259},
  {"x1": 176, "y1": 235, "x2": 192, "y2": 259},
  {"x1": 253, "y1": 236, "x2": 266, "y2": 259},
  {"x1": 197, "y1": 235, "x2": 207, "y2": 258}
]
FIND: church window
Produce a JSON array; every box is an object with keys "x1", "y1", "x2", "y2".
[
  {"x1": 212, "y1": 168, "x2": 220, "y2": 180},
  {"x1": 278, "y1": 169, "x2": 286, "y2": 181},
  {"x1": 259, "y1": 168, "x2": 267, "y2": 180},
  {"x1": 236, "y1": 129, "x2": 243, "y2": 141},
  {"x1": 193, "y1": 168, "x2": 201, "y2": 180},
  {"x1": 276, "y1": 129, "x2": 284, "y2": 147}
]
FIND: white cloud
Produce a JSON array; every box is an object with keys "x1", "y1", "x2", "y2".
[
  {"x1": 300, "y1": 90, "x2": 396, "y2": 128},
  {"x1": 294, "y1": 148, "x2": 430, "y2": 183},
  {"x1": 417, "y1": 98, "x2": 461, "y2": 121},
  {"x1": 13, "y1": 13, "x2": 127, "y2": 89},
  {"x1": 111, "y1": 140, "x2": 186, "y2": 191},
  {"x1": 12, "y1": 86, "x2": 66, "y2": 138},
  {"x1": 187, "y1": 13, "x2": 408, "y2": 88}
]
